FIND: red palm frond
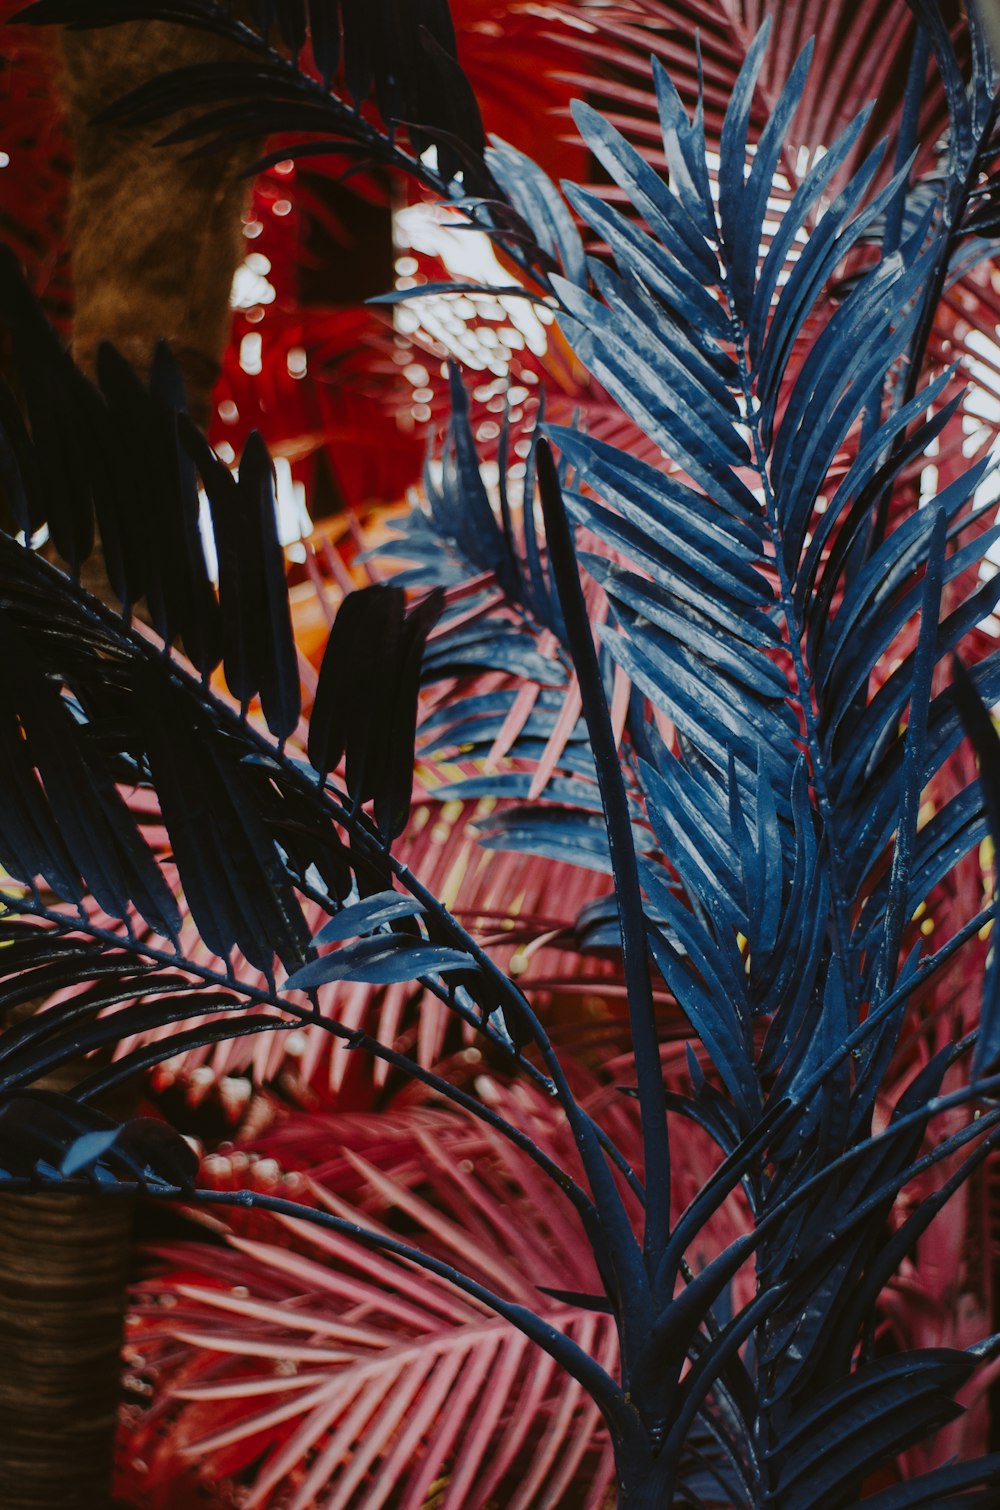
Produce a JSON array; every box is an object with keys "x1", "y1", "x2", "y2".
[
  {"x1": 540, "y1": 0, "x2": 952, "y2": 181},
  {"x1": 119, "y1": 1083, "x2": 639, "y2": 1508},
  {"x1": 121, "y1": 1066, "x2": 748, "y2": 1507}
]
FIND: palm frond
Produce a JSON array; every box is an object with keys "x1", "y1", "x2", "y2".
[
  {"x1": 498, "y1": 7, "x2": 1000, "y2": 1495},
  {"x1": 0, "y1": 262, "x2": 572, "y2": 1101},
  {"x1": 543, "y1": 0, "x2": 952, "y2": 196},
  {"x1": 120, "y1": 1089, "x2": 623, "y2": 1509},
  {"x1": 0, "y1": 1088, "x2": 198, "y2": 1188}
]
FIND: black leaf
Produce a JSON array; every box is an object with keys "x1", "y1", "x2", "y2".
[
  {"x1": 237, "y1": 432, "x2": 300, "y2": 740},
  {"x1": 0, "y1": 1091, "x2": 198, "y2": 1191}
]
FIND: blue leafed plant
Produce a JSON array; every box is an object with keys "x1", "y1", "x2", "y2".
[{"x1": 4, "y1": 0, "x2": 1000, "y2": 1504}]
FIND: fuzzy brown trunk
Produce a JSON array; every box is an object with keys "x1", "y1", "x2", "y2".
[
  {"x1": 0, "y1": 19, "x2": 253, "y2": 1506},
  {"x1": 57, "y1": 17, "x2": 254, "y2": 425},
  {"x1": 57, "y1": 15, "x2": 256, "y2": 602},
  {"x1": 0, "y1": 1189, "x2": 133, "y2": 1508},
  {"x1": 0, "y1": 1050, "x2": 136, "y2": 1510}
]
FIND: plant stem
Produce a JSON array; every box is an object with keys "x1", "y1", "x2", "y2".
[
  {"x1": 536, "y1": 439, "x2": 671, "y2": 1280},
  {"x1": 5, "y1": 900, "x2": 599, "y2": 1223},
  {"x1": 735, "y1": 340, "x2": 860, "y2": 1019}
]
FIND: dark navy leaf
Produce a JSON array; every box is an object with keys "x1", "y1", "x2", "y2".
[
  {"x1": 309, "y1": 584, "x2": 402, "y2": 782},
  {"x1": 284, "y1": 935, "x2": 471, "y2": 990},
  {"x1": 137, "y1": 666, "x2": 308, "y2": 971},
  {"x1": 238, "y1": 432, "x2": 301, "y2": 741},
  {"x1": 375, "y1": 587, "x2": 443, "y2": 841},
  {"x1": 858, "y1": 1456, "x2": 1000, "y2": 1508},
  {"x1": 486, "y1": 139, "x2": 585, "y2": 287},
  {"x1": 315, "y1": 892, "x2": 425, "y2": 944},
  {"x1": 0, "y1": 1091, "x2": 198, "y2": 1192},
  {"x1": 0, "y1": 618, "x2": 179, "y2": 934}
]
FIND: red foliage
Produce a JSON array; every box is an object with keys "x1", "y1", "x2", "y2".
[{"x1": 0, "y1": 6, "x2": 71, "y2": 323}]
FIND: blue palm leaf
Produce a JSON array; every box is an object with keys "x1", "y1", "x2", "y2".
[
  {"x1": 770, "y1": 254, "x2": 932, "y2": 569},
  {"x1": 755, "y1": 148, "x2": 902, "y2": 419},
  {"x1": 513, "y1": 15, "x2": 1000, "y2": 1489},
  {"x1": 556, "y1": 427, "x2": 768, "y2": 584},
  {"x1": 420, "y1": 700, "x2": 588, "y2": 765},
  {"x1": 585, "y1": 259, "x2": 739, "y2": 413},
  {"x1": 639, "y1": 756, "x2": 747, "y2": 938},
  {"x1": 716, "y1": 21, "x2": 779, "y2": 322},
  {"x1": 859, "y1": 1458, "x2": 1000, "y2": 1508},
  {"x1": 588, "y1": 562, "x2": 786, "y2": 700},
  {"x1": 373, "y1": 373, "x2": 589, "y2": 817},
  {"x1": 817, "y1": 525, "x2": 1000, "y2": 719},
  {"x1": 827, "y1": 538, "x2": 1000, "y2": 769},
  {"x1": 793, "y1": 378, "x2": 962, "y2": 620},
  {"x1": 560, "y1": 177, "x2": 727, "y2": 343},
  {"x1": 431, "y1": 771, "x2": 608, "y2": 812},
  {"x1": 644, "y1": 896, "x2": 751, "y2": 1057},
  {"x1": 552, "y1": 285, "x2": 754, "y2": 513},
  {"x1": 773, "y1": 1351, "x2": 978, "y2": 1510},
  {"x1": 858, "y1": 783, "x2": 986, "y2": 953},
  {"x1": 650, "y1": 52, "x2": 716, "y2": 242},
  {"x1": 478, "y1": 805, "x2": 654, "y2": 875},
  {"x1": 485, "y1": 139, "x2": 586, "y2": 289},
  {"x1": 831, "y1": 646, "x2": 1000, "y2": 813},
  {"x1": 747, "y1": 100, "x2": 875, "y2": 367},
  {"x1": 602, "y1": 606, "x2": 799, "y2": 774}
]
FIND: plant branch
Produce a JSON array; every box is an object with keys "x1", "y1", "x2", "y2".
[
  {"x1": 2, "y1": 898, "x2": 600, "y2": 1225},
  {"x1": 536, "y1": 439, "x2": 671, "y2": 1282},
  {"x1": 0, "y1": 540, "x2": 649, "y2": 1314}
]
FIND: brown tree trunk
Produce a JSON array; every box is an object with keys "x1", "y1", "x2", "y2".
[
  {"x1": 0, "y1": 19, "x2": 254, "y2": 1506},
  {"x1": 0, "y1": 1191, "x2": 133, "y2": 1508},
  {"x1": 58, "y1": 17, "x2": 254, "y2": 425},
  {"x1": 0, "y1": 1052, "x2": 137, "y2": 1509}
]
